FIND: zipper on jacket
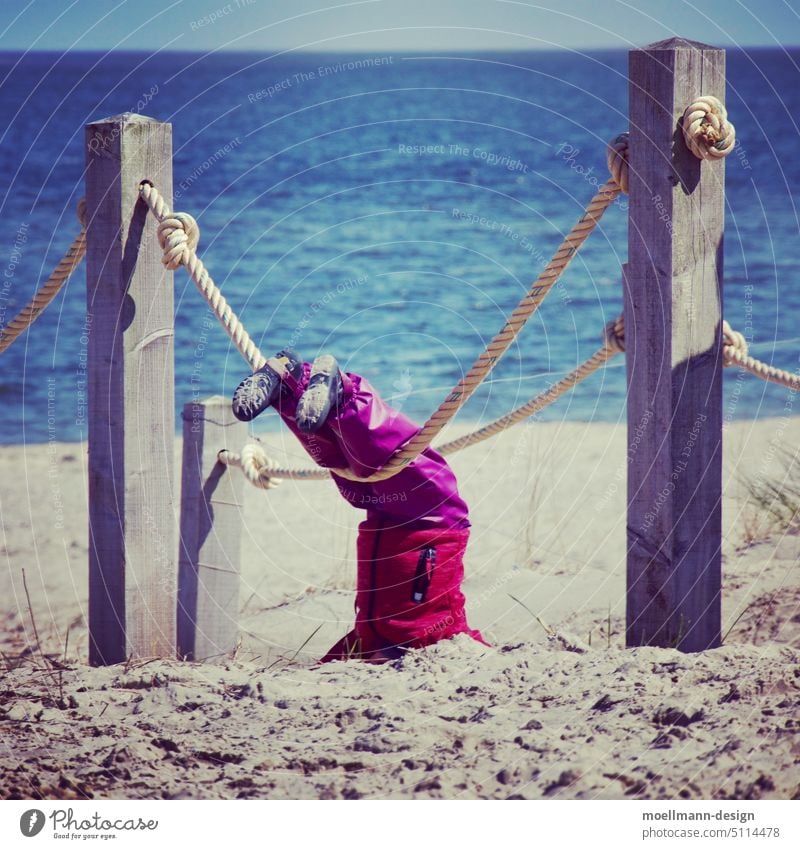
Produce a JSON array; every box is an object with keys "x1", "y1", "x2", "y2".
[
  {"x1": 411, "y1": 547, "x2": 436, "y2": 603},
  {"x1": 367, "y1": 522, "x2": 384, "y2": 636}
]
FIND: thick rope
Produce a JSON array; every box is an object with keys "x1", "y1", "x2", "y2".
[
  {"x1": 722, "y1": 320, "x2": 800, "y2": 391},
  {"x1": 148, "y1": 136, "x2": 628, "y2": 484},
  {"x1": 330, "y1": 137, "x2": 628, "y2": 482},
  {"x1": 219, "y1": 442, "x2": 291, "y2": 489},
  {"x1": 218, "y1": 314, "x2": 626, "y2": 489},
  {"x1": 0, "y1": 198, "x2": 87, "y2": 355},
  {"x1": 224, "y1": 314, "x2": 800, "y2": 491},
  {"x1": 682, "y1": 96, "x2": 736, "y2": 160},
  {"x1": 138, "y1": 182, "x2": 268, "y2": 372},
  {"x1": 436, "y1": 314, "x2": 625, "y2": 455},
  {"x1": 219, "y1": 443, "x2": 328, "y2": 485},
  {"x1": 606, "y1": 133, "x2": 629, "y2": 194}
]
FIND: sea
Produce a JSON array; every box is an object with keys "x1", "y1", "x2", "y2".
[{"x1": 0, "y1": 48, "x2": 798, "y2": 443}]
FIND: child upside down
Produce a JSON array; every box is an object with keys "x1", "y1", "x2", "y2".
[{"x1": 232, "y1": 351, "x2": 486, "y2": 663}]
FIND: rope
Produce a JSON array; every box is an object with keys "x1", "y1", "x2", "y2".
[
  {"x1": 140, "y1": 113, "x2": 795, "y2": 493},
  {"x1": 0, "y1": 198, "x2": 87, "y2": 355},
  {"x1": 137, "y1": 182, "x2": 268, "y2": 372},
  {"x1": 682, "y1": 96, "x2": 736, "y2": 160},
  {"x1": 218, "y1": 442, "x2": 329, "y2": 487},
  {"x1": 330, "y1": 135, "x2": 629, "y2": 482},
  {"x1": 143, "y1": 134, "x2": 629, "y2": 484},
  {"x1": 223, "y1": 314, "x2": 800, "y2": 491},
  {"x1": 219, "y1": 314, "x2": 626, "y2": 489},
  {"x1": 606, "y1": 133, "x2": 630, "y2": 194},
  {"x1": 722, "y1": 320, "x2": 800, "y2": 391},
  {"x1": 436, "y1": 314, "x2": 625, "y2": 455}
]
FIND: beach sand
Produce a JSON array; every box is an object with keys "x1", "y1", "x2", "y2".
[{"x1": 1, "y1": 417, "x2": 798, "y2": 800}]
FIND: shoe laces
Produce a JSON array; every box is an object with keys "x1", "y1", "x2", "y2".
[{"x1": 233, "y1": 374, "x2": 271, "y2": 418}]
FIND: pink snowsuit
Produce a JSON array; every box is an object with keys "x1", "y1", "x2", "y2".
[{"x1": 274, "y1": 364, "x2": 486, "y2": 660}]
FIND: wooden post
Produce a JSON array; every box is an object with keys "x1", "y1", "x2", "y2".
[
  {"x1": 178, "y1": 397, "x2": 248, "y2": 661},
  {"x1": 85, "y1": 113, "x2": 175, "y2": 665},
  {"x1": 625, "y1": 39, "x2": 725, "y2": 651}
]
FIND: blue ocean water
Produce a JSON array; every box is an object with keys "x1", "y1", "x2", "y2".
[{"x1": 0, "y1": 48, "x2": 798, "y2": 443}]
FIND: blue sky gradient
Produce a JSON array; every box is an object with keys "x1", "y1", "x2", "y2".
[{"x1": 1, "y1": 0, "x2": 799, "y2": 52}]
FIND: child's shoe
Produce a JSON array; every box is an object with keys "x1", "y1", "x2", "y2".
[
  {"x1": 295, "y1": 353, "x2": 344, "y2": 433},
  {"x1": 231, "y1": 349, "x2": 303, "y2": 422}
]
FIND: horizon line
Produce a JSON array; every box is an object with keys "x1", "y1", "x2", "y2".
[{"x1": 1, "y1": 43, "x2": 798, "y2": 54}]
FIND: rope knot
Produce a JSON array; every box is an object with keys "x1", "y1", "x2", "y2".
[
  {"x1": 722, "y1": 320, "x2": 748, "y2": 365},
  {"x1": 603, "y1": 313, "x2": 625, "y2": 353},
  {"x1": 606, "y1": 132, "x2": 629, "y2": 193},
  {"x1": 157, "y1": 211, "x2": 200, "y2": 270},
  {"x1": 241, "y1": 442, "x2": 283, "y2": 490},
  {"x1": 76, "y1": 197, "x2": 88, "y2": 229},
  {"x1": 682, "y1": 96, "x2": 736, "y2": 160}
]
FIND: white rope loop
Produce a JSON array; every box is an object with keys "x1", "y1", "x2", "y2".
[
  {"x1": 722, "y1": 319, "x2": 748, "y2": 363},
  {"x1": 139, "y1": 181, "x2": 267, "y2": 372},
  {"x1": 682, "y1": 95, "x2": 736, "y2": 160},
  {"x1": 241, "y1": 442, "x2": 283, "y2": 489},
  {"x1": 157, "y1": 212, "x2": 200, "y2": 270},
  {"x1": 219, "y1": 442, "x2": 334, "y2": 484},
  {"x1": 218, "y1": 444, "x2": 283, "y2": 489},
  {"x1": 721, "y1": 320, "x2": 800, "y2": 391}
]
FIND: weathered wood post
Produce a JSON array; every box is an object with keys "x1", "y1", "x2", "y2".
[
  {"x1": 85, "y1": 113, "x2": 175, "y2": 665},
  {"x1": 178, "y1": 396, "x2": 247, "y2": 661},
  {"x1": 625, "y1": 39, "x2": 725, "y2": 651}
]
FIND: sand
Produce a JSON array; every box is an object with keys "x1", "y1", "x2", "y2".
[{"x1": 1, "y1": 417, "x2": 799, "y2": 800}]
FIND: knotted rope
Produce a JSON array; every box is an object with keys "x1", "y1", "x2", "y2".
[
  {"x1": 219, "y1": 442, "x2": 288, "y2": 489},
  {"x1": 722, "y1": 320, "x2": 800, "y2": 390},
  {"x1": 219, "y1": 441, "x2": 329, "y2": 487},
  {"x1": 0, "y1": 198, "x2": 87, "y2": 355},
  {"x1": 138, "y1": 181, "x2": 268, "y2": 372},
  {"x1": 143, "y1": 134, "x2": 630, "y2": 484},
  {"x1": 606, "y1": 133, "x2": 630, "y2": 194},
  {"x1": 682, "y1": 96, "x2": 736, "y2": 160}
]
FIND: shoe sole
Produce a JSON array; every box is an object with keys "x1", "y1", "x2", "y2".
[
  {"x1": 296, "y1": 354, "x2": 339, "y2": 434},
  {"x1": 232, "y1": 367, "x2": 280, "y2": 422},
  {"x1": 231, "y1": 351, "x2": 302, "y2": 422}
]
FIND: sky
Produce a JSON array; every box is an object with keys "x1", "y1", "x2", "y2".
[{"x1": 0, "y1": 0, "x2": 798, "y2": 52}]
